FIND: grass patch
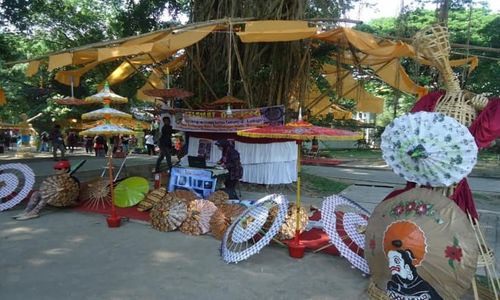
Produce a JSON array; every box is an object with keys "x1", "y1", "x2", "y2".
[
  {"x1": 303, "y1": 172, "x2": 349, "y2": 194},
  {"x1": 321, "y1": 149, "x2": 382, "y2": 159}
]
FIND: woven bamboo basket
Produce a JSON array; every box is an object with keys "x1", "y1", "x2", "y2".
[{"x1": 366, "y1": 281, "x2": 390, "y2": 300}]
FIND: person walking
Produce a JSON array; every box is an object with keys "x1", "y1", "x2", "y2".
[
  {"x1": 50, "y1": 124, "x2": 65, "y2": 160},
  {"x1": 39, "y1": 132, "x2": 50, "y2": 152},
  {"x1": 145, "y1": 131, "x2": 156, "y2": 155},
  {"x1": 121, "y1": 135, "x2": 130, "y2": 154},
  {"x1": 84, "y1": 135, "x2": 93, "y2": 154},
  {"x1": 155, "y1": 117, "x2": 173, "y2": 173},
  {"x1": 67, "y1": 131, "x2": 77, "y2": 153},
  {"x1": 215, "y1": 140, "x2": 243, "y2": 199}
]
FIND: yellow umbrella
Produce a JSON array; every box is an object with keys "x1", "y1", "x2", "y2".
[{"x1": 85, "y1": 82, "x2": 128, "y2": 104}]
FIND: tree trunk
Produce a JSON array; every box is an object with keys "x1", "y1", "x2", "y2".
[{"x1": 182, "y1": 0, "x2": 310, "y2": 110}]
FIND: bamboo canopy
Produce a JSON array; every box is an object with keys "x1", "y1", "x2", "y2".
[{"x1": 8, "y1": 19, "x2": 482, "y2": 114}]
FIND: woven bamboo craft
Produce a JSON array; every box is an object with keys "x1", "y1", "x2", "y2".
[
  {"x1": 435, "y1": 92, "x2": 478, "y2": 127},
  {"x1": 137, "y1": 187, "x2": 168, "y2": 212},
  {"x1": 41, "y1": 174, "x2": 80, "y2": 207},
  {"x1": 413, "y1": 24, "x2": 461, "y2": 93},
  {"x1": 179, "y1": 200, "x2": 218, "y2": 235}
]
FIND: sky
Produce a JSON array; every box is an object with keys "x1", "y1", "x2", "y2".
[{"x1": 345, "y1": 0, "x2": 500, "y2": 23}]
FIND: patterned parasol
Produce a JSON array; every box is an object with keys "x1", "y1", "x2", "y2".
[
  {"x1": 82, "y1": 107, "x2": 132, "y2": 120},
  {"x1": 365, "y1": 188, "x2": 478, "y2": 299},
  {"x1": 381, "y1": 112, "x2": 478, "y2": 187},
  {"x1": 78, "y1": 119, "x2": 134, "y2": 227},
  {"x1": 321, "y1": 195, "x2": 371, "y2": 274},
  {"x1": 238, "y1": 109, "x2": 362, "y2": 254},
  {"x1": 221, "y1": 194, "x2": 288, "y2": 263},
  {"x1": 0, "y1": 163, "x2": 35, "y2": 211},
  {"x1": 85, "y1": 82, "x2": 128, "y2": 104},
  {"x1": 79, "y1": 124, "x2": 134, "y2": 137}
]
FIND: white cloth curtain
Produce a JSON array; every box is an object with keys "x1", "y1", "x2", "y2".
[{"x1": 186, "y1": 137, "x2": 298, "y2": 184}]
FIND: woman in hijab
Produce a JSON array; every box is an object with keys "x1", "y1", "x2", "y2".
[{"x1": 215, "y1": 140, "x2": 243, "y2": 199}]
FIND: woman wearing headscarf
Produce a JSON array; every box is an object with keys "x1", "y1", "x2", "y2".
[{"x1": 215, "y1": 140, "x2": 243, "y2": 199}]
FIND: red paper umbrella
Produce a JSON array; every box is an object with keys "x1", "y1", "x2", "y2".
[
  {"x1": 206, "y1": 95, "x2": 247, "y2": 109},
  {"x1": 238, "y1": 109, "x2": 362, "y2": 257},
  {"x1": 143, "y1": 88, "x2": 194, "y2": 99},
  {"x1": 322, "y1": 194, "x2": 370, "y2": 274},
  {"x1": 55, "y1": 97, "x2": 87, "y2": 106}
]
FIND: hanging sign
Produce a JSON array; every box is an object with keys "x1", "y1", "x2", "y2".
[{"x1": 165, "y1": 105, "x2": 285, "y2": 132}]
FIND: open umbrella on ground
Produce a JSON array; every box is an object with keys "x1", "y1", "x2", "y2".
[
  {"x1": 365, "y1": 188, "x2": 478, "y2": 299},
  {"x1": 238, "y1": 109, "x2": 361, "y2": 258},
  {"x1": 41, "y1": 173, "x2": 80, "y2": 207},
  {"x1": 0, "y1": 163, "x2": 35, "y2": 211},
  {"x1": 222, "y1": 194, "x2": 288, "y2": 263},
  {"x1": 85, "y1": 82, "x2": 128, "y2": 104},
  {"x1": 113, "y1": 176, "x2": 149, "y2": 208},
  {"x1": 381, "y1": 112, "x2": 478, "y2": 187},
  {"x1": 321, "y1": 195, "x2": 371, "y2": 274}
]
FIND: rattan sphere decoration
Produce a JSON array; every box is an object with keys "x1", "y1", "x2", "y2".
[
  {"x1": 137, "y1": 187, "x2": 167, "y2": 212},
  {"x1": 210, "y1": 204, "x2": 246, "y2": 240},
  {"x1": 41, "y1": 174, "x2": 80, "y2": 207},
  {"x1": 208, "y1": 190, "x2": 229, "y2": 207},
  {"x1": 264, "y1": 203, "x2": 309, "y2": 240},
  {"x1": 150, "y1": 199, "x2": 188, "y2": 232}
]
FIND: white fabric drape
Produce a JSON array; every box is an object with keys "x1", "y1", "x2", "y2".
[{"x1": 186, "y1": 137, "x2": 297, "y2": 184}]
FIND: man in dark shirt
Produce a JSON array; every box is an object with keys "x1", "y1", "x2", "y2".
[
  {"x1": 155, "y1": 116, "x2": 173, "y2": 173},
  {"x1": 50, "y1": 124, "x2": 65, "y2": 160}
]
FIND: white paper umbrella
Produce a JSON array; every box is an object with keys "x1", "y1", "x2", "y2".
[
  {"x1": 381, "y1": 112, "x2": 477, "y2": 187},
  {"x1": 84, "y1": 82, "x2": 128, "y2": 104},
  {"x1": 322, "y1": 195, "x2": 371, "y2": 274},
  {"x1": 222, "y1": 194, "x2": 288, "y2": 263},
  {"x1": 81, "y1": 107, "x2": 132, "y2": 120},
  {"x1": 196, "y1": 200, "x2": 218, "y2": 234},
  {"x1": 79, "y1": 124, "x2": 134, "y2": 136},
  {"x1": 0, "y1": 163, "x2": 35, "y2": 211}
]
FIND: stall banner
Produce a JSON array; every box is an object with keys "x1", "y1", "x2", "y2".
[{"x1": 168, "y1": 105, "x2": 285, "y2": 132}]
